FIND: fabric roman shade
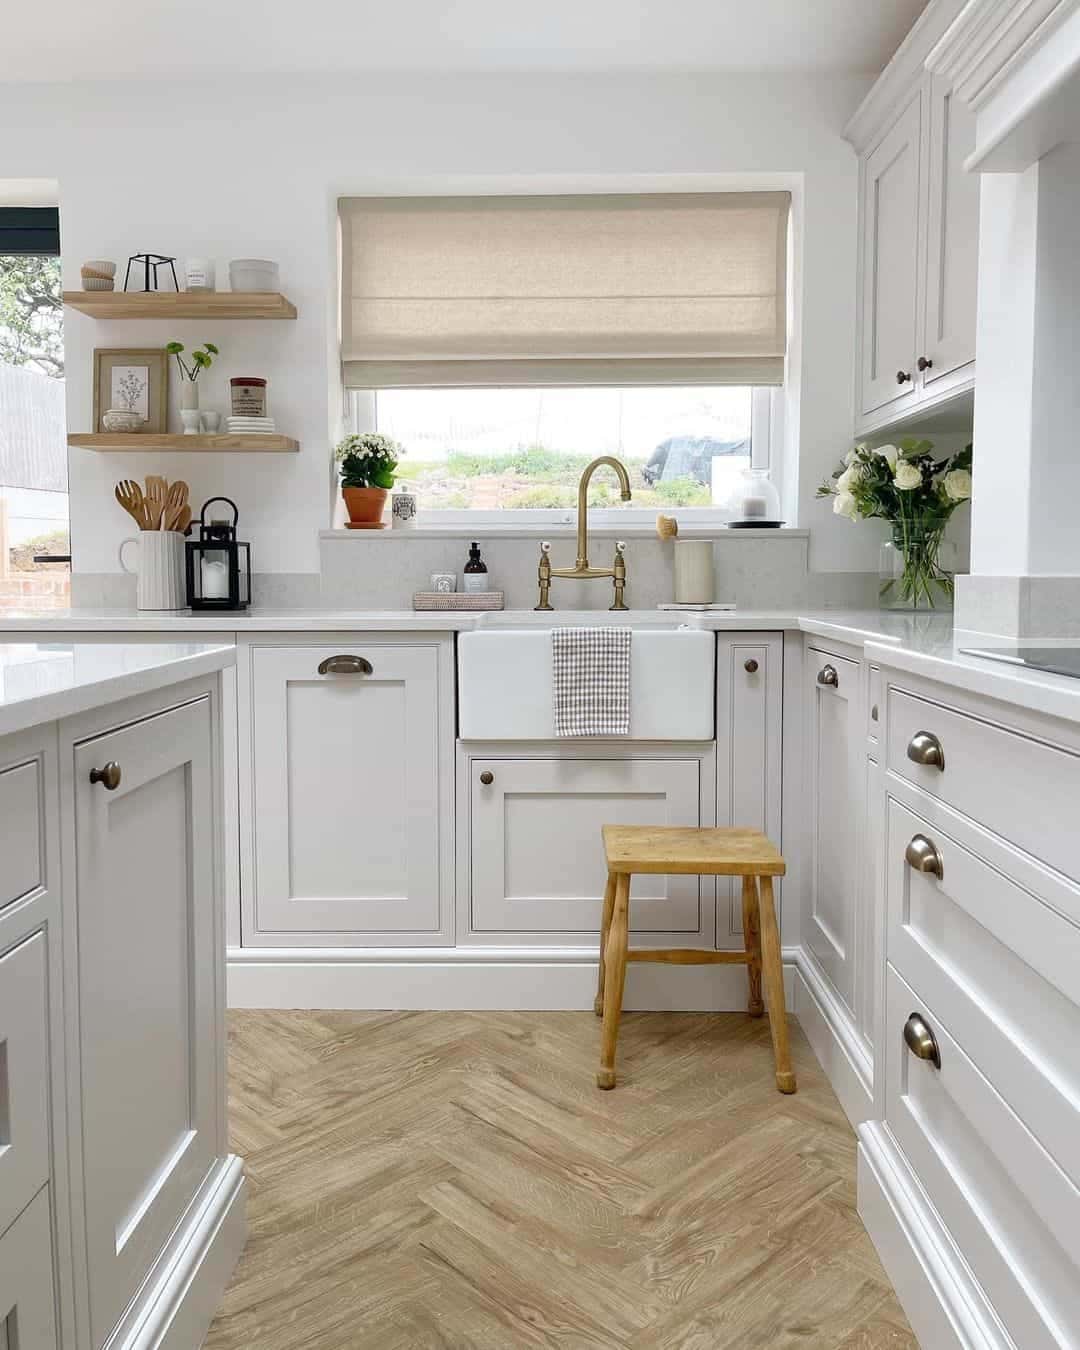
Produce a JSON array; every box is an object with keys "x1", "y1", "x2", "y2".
[{"x1": 340, "y1": 192, "x2": 790, "y2": 388}]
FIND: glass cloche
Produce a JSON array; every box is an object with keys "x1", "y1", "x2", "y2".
[{"x1": 724, "y1": 468, "x2": 783, "y2": 528}]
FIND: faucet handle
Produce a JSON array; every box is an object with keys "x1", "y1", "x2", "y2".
[
  {"x1": 615, "y1": 540, "x2": 627, "y2": 555},
  {"x1": 540, "y1": 540, "x2": 551, "y2": 555}
]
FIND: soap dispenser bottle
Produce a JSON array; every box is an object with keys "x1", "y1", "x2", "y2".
[{"x1": 462, "y1": 541, "x2": 489, "y2": 594}]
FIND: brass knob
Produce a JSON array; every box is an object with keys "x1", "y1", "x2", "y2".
[
  {"x1": 744, "y1": 658, "x2": 759, "y2": 674},
  {"x1": 905, "y1": 833, "x2": 944, "y2": 880},
  {"x1": 89, "y1": 761, "x2": 122, "y2": 791},
  {"x1": 906, "y1": 730, "x2": 944, "y2": 771},
  {"x1": 479, "y1": 771, "x2": 494, "y2": 786},
  {"x1": 896, "y1": 369, "x2": 912, "y2": 385},
  {"x1": 903, "y1": 1013, "x2": 941, "y2": 1069},
  {"x1": 917, "y1": 355, "x2": 933, "y2": 373},
  {"x1": 817, "y1": 664, "x2": 839, "y2": 688},
  {"x1": 318, "y1": 655, "x2": 373, "y2": 676}
]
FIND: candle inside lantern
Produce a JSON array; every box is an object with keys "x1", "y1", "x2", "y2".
[{"x1": 741, "y1": 495, "x2": 768, "y2": 517}]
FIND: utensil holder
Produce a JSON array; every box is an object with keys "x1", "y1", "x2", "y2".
[
  {"x1": 118, "y1": 531, "x2": 187, "y2": 610},
  {"x1": 673, "y1": 540, "x2": 715, "y2": 604}
]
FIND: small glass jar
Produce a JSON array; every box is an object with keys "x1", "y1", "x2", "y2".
[{"x1": 724, "y1": 467, "x2": 782, "y2": 526}]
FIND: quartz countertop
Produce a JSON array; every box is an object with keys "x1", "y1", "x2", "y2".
[{"x1": 0, "y1": 641, "x2": 236, "y2": 738}]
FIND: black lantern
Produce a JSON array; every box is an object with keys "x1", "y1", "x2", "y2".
[{"x1": 185, "y1": 497, "x2": 251, "y2": 611}]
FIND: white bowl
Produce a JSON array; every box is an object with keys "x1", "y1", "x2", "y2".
[
  {"x1": 82, "y1": 277, "x2": 115, "y2": 291},
  {"x1": 229, "y1": 259, "x2": 279, "y2": 292},
  {"x1": 101, "y1": 409, "x2": 145, "y2": 433}
]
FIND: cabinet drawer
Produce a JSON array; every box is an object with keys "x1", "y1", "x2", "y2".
[
  {"x1": 886, "y1": 797, "x2": 1080, "y2": 1187},
  {"x1": 0, "y1": 761, "x2": 42, "y2": 911},
  {"x1": 0, "y1": 1187, "x2": 57, "y2": 1348},
  {"x1": 0, "y1": 932, "x2": 50, "y2": 1239},
  {"x1": 885, "y1": 965, "x2": 1080, "y2": 1348},
  {"x1": 887, "y1": 688, "x2": 1080, "y2": 879}
]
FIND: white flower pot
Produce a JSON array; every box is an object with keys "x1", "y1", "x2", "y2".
[{"x1": 180, "y1": 381, "x2": 200, "y2": 412}]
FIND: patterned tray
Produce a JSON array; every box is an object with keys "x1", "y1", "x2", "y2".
[{"x1": 413, "y1": 591, "x2": 505, "y2": 611}]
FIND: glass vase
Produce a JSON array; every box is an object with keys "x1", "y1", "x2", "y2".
[{"x1": 879, "y1": 523, "x2": 955, "y2": 611}]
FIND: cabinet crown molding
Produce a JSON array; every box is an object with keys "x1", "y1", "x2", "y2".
[{"x1": 845, "y1": 0, "x2": 968, "y2": 151}]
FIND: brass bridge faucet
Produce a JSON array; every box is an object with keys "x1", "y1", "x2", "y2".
[{"x1": 535, "y1": 455, "x2": 631, "y2": 611}]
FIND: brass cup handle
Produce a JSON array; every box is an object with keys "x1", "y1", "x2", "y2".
[
  {"x1": 903, "y1": 1013, "x2": 941, "y2": 1069},
  {"x1": 744, "y1": 658, "x2": 759, "y2": 674},
  {"x1": 89, "y1": 761, "x2": 122, "y2": 791},
  {"x1": 905, "y1": 833, "x2": 944, "y2": 880},
  {"x1": 479, "y1": 771, "x2": 494, "y2": 786},
  {"x1": 817, "y1": 664, "x2": 839, "y2": 688},
  {"x1": 318, "y1": 655, "x2": 373, "y2": 676},
  {"x1": 907, "y1": 730, "x2": 944, "y2": 771},
  {"x1": 871, "y1": 703, "x2": 879, "y2": 722}
]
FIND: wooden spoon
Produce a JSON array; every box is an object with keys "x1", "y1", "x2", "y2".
[
  {"x1": 174, "y1": 504, "x2": 193, "y2": 536},
  {"x1": 115, "y1": 479, "x2": 147, "y2": 528},
  {"x1": 144, "y1": 476, "x2": 167, "y2": 531},
  {"x1": 163, "y1": 480, "x2": 189, "y2": 532}
]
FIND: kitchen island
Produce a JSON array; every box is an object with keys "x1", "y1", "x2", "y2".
[{"x1": 0, "y1": 640, "x2": 243, "y2": 1350}]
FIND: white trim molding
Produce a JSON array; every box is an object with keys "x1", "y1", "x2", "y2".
[{"x1": 790, "y1": 946, "x2": 875, "y2": 1127}]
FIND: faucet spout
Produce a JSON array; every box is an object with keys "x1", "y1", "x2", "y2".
[{"x1": 574, "y1": 456, "x2": 632, "y2": 569}]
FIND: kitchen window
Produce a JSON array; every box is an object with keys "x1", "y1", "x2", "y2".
[{"x1": 339, "y1": 191, "x2": 789, "y2": 522}]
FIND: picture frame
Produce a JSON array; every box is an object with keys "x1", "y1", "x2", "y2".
[{"x1": 92, "y1": 347, "x2": 169, "y2": 433}]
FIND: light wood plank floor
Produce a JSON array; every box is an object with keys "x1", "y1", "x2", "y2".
[{"x1": 206, "y1": 1010, "x2": 915, "y2": 1349}]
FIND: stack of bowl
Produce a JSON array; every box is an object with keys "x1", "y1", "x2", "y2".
[{"x1": 81, "y1": 260, "x2": 116, "y2": 291}]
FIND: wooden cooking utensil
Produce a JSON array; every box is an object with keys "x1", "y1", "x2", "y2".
[
  {"x1": 144, "y1": 476, "x2": 167, "y2": 531},
  {"x1": 115, "y1": 479, "x2": 148, "y2": 529},
  {"x1": 163, "y1": 480, "x2": 189, "y2": 532},
  {"x1": 174, "y1": 504, "x2": 192, "y2": 536}
]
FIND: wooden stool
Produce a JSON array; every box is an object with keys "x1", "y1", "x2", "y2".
[{"x1": 595, "y1": 825, "x2": 795, "y2": 1094}]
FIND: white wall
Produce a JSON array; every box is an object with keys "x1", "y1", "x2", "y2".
[{"x1": 0, "y1": 71, "x2": 872, "y2": 577}]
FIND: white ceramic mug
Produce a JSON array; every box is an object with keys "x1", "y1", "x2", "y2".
[{"x1": 119, "y1": 531, "x2": 188, "y2": 610}]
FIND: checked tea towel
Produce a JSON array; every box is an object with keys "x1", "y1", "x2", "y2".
[{"x1": 552, "y1": 626, "x2": 631, "y2": 737}]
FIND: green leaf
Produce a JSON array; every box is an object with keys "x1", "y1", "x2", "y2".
[
  {"x1": 204, "y1": 342, "x2": 220, "y2": 355},
  {"x1": 165, "y1": 341, "x2": 184, "y2": 354}
]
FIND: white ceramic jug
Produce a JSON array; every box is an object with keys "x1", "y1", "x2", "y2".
[{"x1": 118, "y1": 531, "x2": 187, "y2": 610}]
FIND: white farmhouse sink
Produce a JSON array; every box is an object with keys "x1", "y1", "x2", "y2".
[{"x1": 458, "y1": 627, "x2": 714, "y2": 740}]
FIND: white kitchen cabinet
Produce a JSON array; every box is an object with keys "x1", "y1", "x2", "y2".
[
  {"x1": 0, "y1": 1188, "x2": 58, "y2": 1349},
  {"x1": 859, "y1": 93, "x2": 923, "y2": 420},
  {"x1": 0, "y1": 933, "x2": 49, "y2": 1241},
  {"x1": 70, "y1": 695, "x2": 221, "y2": 1349},
  {"x1": 467, "y1": 754, "x2": 706, "y2": 942},
  {"x1": 804, "y1": 646, "x2": 861, "y2": 1013},
  {"x1": 240, "y1": 636, "x2": 454, "y2": 946},
  {"x1": 715, "y1": 633, "x2": 783, "y2": 949}
]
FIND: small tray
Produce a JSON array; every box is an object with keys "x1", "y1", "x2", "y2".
[{"x1": 413, "y1": 590, "x2": 505, "y2": 611}]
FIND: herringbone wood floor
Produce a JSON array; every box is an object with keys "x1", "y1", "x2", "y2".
[{"x1": 206, "y1": 1010, "x2": 915, "y2": 1349}]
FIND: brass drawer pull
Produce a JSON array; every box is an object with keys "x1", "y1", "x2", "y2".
[
  {"x1": 907, "y1": 730, "x2": 944, "y2": 770},
  {"x1": 905, "y1": 833, "x2": 944, "y2": 880},
  {"x1": 744, "y1": 658, "x2": 759, "y2": 674},
  {"x1": 871, "y1": 703, "x2": 879, "y2": 722},
  {"x1": 89, "y1": 761, "x2": 122, "y2": 791},
  {"x1": 817, "y1": 664, "x2": 839, "y2": 688},
  {"x1": 903, "y1": 1013, "x2": 941, "y2": 1069},
  {"x1": 479, "y1": 771, "x2": 494, "y2": 786},
  {"x1": 318, "y1": 655, "x2": 373, "y2": 676}
]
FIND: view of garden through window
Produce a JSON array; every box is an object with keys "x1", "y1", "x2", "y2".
[{"x1": 374, "y1": 386, "x2": 753, "y2": 511}]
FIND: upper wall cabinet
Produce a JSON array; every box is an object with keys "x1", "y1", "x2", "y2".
[{"x1": 847, "y1": 0, "x2": 978, "y2": 435}]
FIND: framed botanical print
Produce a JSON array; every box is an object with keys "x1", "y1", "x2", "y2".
[{"x1": 93, "y1": 347, "x2": 169, "y2": 433}]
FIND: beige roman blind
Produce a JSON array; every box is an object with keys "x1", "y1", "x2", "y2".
[{"x1": 340, "y1": 192, "x2": 790, "y2": 388}]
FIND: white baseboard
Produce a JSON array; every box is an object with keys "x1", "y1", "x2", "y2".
[
  {"x1": 116, "y1": 1156, "x2": 247, "y2": 1350},
  {"x1": 858, "y1": 1123, "x2": 1011, "y2": 1350},
  {"x1": 790, "y1": 949, "x2": 873, "y2": 1127},
  {"x1": 227, "y1": 944, "x2": 798, "y2": 1011}
]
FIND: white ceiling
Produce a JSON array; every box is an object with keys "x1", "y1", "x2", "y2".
[{"x1": 0, "y1": 0, "x2": 928, "y2": 82}]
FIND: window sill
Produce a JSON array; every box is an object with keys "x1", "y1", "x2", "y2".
[{"x1": 320, "y1": 524, "x2": 809, "y2": 540}]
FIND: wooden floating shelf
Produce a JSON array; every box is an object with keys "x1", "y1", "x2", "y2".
[
  {"x1": 69, "y1": 434, "x2": 299, "y2": 453},
  {"x1": 62, "y1": 290, "x2": 297, "y2": 319}
]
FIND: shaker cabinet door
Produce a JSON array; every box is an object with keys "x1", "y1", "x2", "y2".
[
  {"x1": 246, "y1": 643, "x2": 447, "y2": 943},
  {"x1": 72, "y1": 698, "x2": 218, "y2": 1350},
  {"x1": 859, "y1": 94, "x2": 922, "y2": 417},
  {"x1": 0, "y1": 1188, "x2": 58, "y2": 1350}
]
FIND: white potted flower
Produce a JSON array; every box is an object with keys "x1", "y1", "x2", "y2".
[
  {"x1": 818, "y1": 439, "x2": 972, "y2": 609},
  {"x1": 334, "y1": 433, "x2": 402, "y2": 527}
]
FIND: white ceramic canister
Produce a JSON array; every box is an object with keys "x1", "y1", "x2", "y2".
[
  {"x1": 119, "y1": 531, "x2": 188, "y2": 610},
  {"x1": 673, "y1": 539, "x2": 715, "y2": 604}
]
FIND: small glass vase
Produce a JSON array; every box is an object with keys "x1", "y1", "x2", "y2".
[{"x1": 879, "y1": 524, "x2": 955, "y2": 611}]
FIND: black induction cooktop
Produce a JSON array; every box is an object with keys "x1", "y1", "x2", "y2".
[{"x1": 959, "y1": 645, "x2": 1080, "y2": 680}]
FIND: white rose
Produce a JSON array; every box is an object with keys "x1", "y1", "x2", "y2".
[
  {"x1": 833, "y1": 491, "x2": 858, "y2": 520},
  {"x1": 836, "y1": 464, "x2": 862, "y2": 492},
  {"x1": 893, "y1": 462, "x2": 922, "y2": 491},
  {"x1": 943, "y1": 469, "x2": 972, "y2": 501},
  {"x1": 878, "y1": 444, "x2": 899, "y2": 469}
]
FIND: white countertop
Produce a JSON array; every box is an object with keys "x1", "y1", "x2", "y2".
[{"x1": 0, "y1": 641, "x2": 236, "y2": 738}]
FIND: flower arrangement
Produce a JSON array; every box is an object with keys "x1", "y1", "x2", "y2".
[
  {"x1": 165, "y1": 340, "x2": 220, "y2": 383},
  {"x1": 818, "y1": 439, "x2": 972, "y2": 608},
  {"x1": 334, "y1": 433, "x2": 401, "y2": 490}
]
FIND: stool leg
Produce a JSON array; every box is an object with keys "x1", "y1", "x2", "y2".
[
  {"x1": 597, "y1": 873, "x2": 630, "y2": 1090},
  {"x1": 741, "y1": 875, "x2": 764, "y2": 1017},
  {"x1": 595, "y1": 872, "x2": 617, "y2": 1016},
  {"x1": 756, "y1": 875, "x2": 796, "y2": 1094}
]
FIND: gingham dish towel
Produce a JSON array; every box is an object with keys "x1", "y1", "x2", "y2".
[{"x1": 552, "y1": 627, "x2": 632, "y2": 737}]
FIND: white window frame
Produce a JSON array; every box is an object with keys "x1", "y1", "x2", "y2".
[{"x1": 345, "y1": 384, "x2": 782, "y2": 530}]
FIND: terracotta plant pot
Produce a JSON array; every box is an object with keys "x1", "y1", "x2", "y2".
[{"x1": 342, "y1": 486, "x2": 388, "y2": 525}]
